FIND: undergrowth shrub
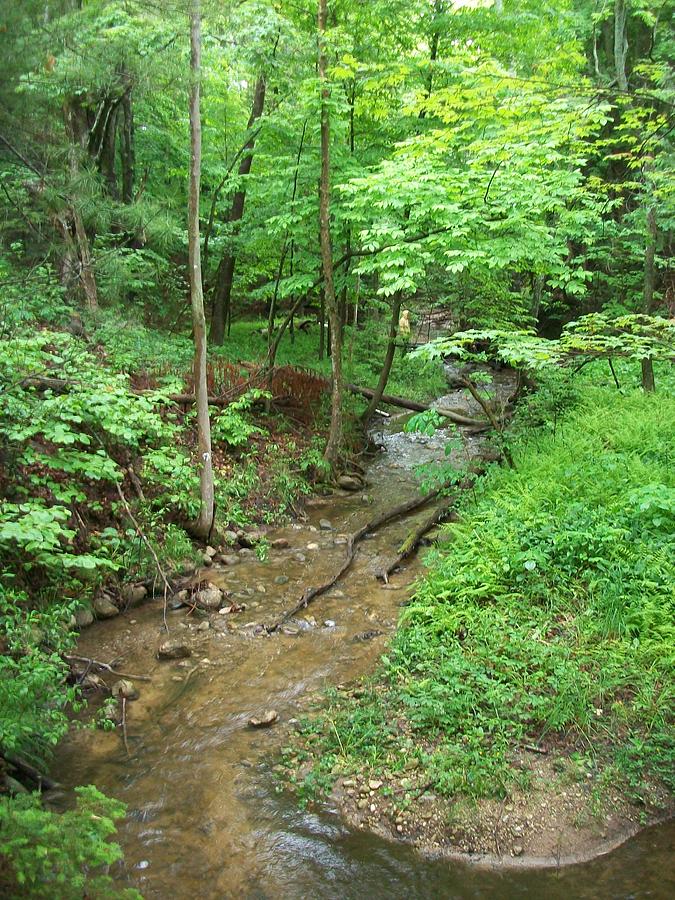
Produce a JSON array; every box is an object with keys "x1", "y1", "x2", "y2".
[{"x1": 301, "y1": 380, "x2": 675, "y2": 801}]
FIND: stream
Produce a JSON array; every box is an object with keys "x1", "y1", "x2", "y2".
[{"x1": 51, "y1": 369, "x2": 674, "y2": 899}]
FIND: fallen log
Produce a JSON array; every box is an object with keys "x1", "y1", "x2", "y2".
[
  {"x1": 2, "y1": 753, "x2": 60, "y2": 791},
  {"x1": 345, "y1": 383, "x2": 491, "y2": 429},
  {"x1": 376, "y1": 503, "x2": 459, "y2": 582},
  {"x1": 265, "y1": 481, "x2": 455, "y2": 633}
]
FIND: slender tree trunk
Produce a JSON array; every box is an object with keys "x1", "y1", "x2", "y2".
[
  {"x1": 614, "y1": 0, "x2": 629, "y2": 91},
  {"x1": 642, "y1": 204, "x2": 658, "y2": 391},
  {"x1": 120, "y1": 89, "x2": 135, "y2": 203},
  {"x1": 63, "y1": 104, "x2": 99, "y2": 311},
  {"x1": 188, "y1": 0, "x2": 215, "y2": 538},
  {"x1": 211, "y1": 74, "x2": 267, "y2": 344},
  {"x1": 318, "y1": 0, "x2": 343, "y2": 468},
  {"x1": 361, "y1": 293, "x2": 402, "y2": 425}
]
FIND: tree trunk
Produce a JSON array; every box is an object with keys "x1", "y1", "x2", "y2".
[
  {"x1": 210, "y1": 74, "x2": 267, "y2": 344},
  {"x1": 120, "y1": 89, "x2": 135, "y2": 203},
  {"x1": 361, "y1": 293, "x2": 402, "y2": 425},
  {"x1": 614, "y1": 0, "x2": 629, "y2": 91},
  {"x1": 188, "y1": 0, "x2": 215, "y2": 539},
  {"x1": 642, "y1": 203, "x2": 658, "y2": 392},
  {"x1": 63, "y1": 103, "x2": 98, "y2": 311},
  {"x1": 318, "y1": 0, "x2": 343, "y2": 468}
]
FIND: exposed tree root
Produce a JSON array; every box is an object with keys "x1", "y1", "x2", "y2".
[
  {"x1": 265, "y1": 482, "x2": 455, "y2": 633},
  {"x1": 65, "y1": 655, "x2": 152, "y2": 682},
  {"x1": 376, "y1": 502, "x2": 459, "y2": 582}
]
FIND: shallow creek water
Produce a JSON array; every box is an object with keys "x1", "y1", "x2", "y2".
[{"x1": 52, "y1": 371, "x2": 674, "y2": 899}]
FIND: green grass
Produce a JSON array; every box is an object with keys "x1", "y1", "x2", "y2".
[{"x1": 293, "y1": 374, "x2": 675, "y2": 803}]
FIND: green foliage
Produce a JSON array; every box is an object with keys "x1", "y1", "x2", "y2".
[
  {"x1": 211, "y1": 389, "x2": 269, "y2": 449},
  {"x1": 0, "y1": 580, "x2": 77, "y2": 764},
  {"x1": 0, "y1": 786, "x2": 140, "y2": 899},
  {"x1": 298, "y1": 381, "x2": 675, "y2": 800}
]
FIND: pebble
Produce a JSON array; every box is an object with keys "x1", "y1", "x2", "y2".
[
  {"x1": 334, "y1": 536, "x2": 347, "y2": 545},
  {"x1": 319, "y1": 519, "x2": 333, "y2": 531},
  {"x1": 274, "y1": 575, "x2": 289, "y2": 585},
  {"x1": 271, "y1": 538, "x2": 289, "y2": 549},
  {"x1": 205, "y1": 545, "x2": 217, "y2": 558},
  {"x1": 369, "y1": 779, "x2": 383, "y2": 790},
  {"x1": 323, "y1": 620, "x2": 336, "y2": 628},
  {"x1": 357, "y1": 799, "x2": 368, "y2": 810},
  {"x1": 512, "y1": 845, "x2": 524, "y2": 857},
  {"x1": 295, "y1": 553, "x2": 306, "y2": 563},
  {"x1": 307, "y1": 543, "x2": 320, "y2": 551},
  {"x1": 256, "y1": 584, "x2": 267, "y2": 594},
  {"x1": 111, "y1": 679, "x2": 139, "y2": 700}
]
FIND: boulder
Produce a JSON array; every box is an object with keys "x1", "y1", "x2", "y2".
[
  {"x1": 239, "y1": 530, "x2": 265, "y2": 548},
  {"x1": 249, "y1": 709, "x2": 278, "y2": 728},
  {"x1": 194, "y1": 584, "x2": 223, "y2": 610},
  {"x1": 338, "y1": 475, "x2": 363, "y2": 491},
  {"x1": 271, "y1": 538, "x2": 289, "y2": 550},
  {"x1": 93, "y1": 595, "x2": 119, "y2": 620},
  {"x1": 121, "y1": 583, "x2": 147, "y2": 608},
  {"x1": 111, "y1": 679, "x2": 139, "y2": 701},
  {"x1": 157, "y1": 639, "x2": 191, "y2": 660},
  {"x1": 74, "y1": 606, "x2": 94, "y2": 628}
]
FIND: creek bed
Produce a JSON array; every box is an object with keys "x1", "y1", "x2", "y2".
[{"x1": 51, "y1": 372, "x2": 674, "y2": 898}]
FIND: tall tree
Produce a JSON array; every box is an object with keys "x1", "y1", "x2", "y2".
[
  {"x1": 188, "y1": 0, "x2": 216, "y2": 538},
  {"x1": 318, "y1": 0, "x2": 343, "y2": 468},
  {"x1": 210, "y1": 72, "x2": 268, "y2": 344}
]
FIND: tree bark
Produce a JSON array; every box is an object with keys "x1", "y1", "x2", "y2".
[
  {"x1": 188, "y1": 0, "x2": 215, "y2": 539},
  {"x1": 210, "y1": 74, "x2": 267, "y2": 344},
  {"x1": 361, "y1": 293, "x2": 402, "y2": 426},
  {"x1": 319, "y1": 0, "x2": 343, "y2": 469},
  {"x1": 642, "y1": 202, "x2": 657, "y2": 391},
  {"x1": 120, "y1": 89, "x2": 135, "y2": 203},
  {"x1": 614, "y1": 0, "x2": 629, "y2": 91}
]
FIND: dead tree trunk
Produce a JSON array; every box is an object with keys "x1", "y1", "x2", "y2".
[
  {"x1": 319, "y1": 0, "x2": 343, "y2": 469},
  {"x1": 210, "y1": 74, "x2": 267, "y2": 344},
  {"x1": 188, "y1": 0, "x2": 215, "y2": 539}
]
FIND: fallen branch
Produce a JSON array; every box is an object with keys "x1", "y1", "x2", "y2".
[
  {"x1": 345, "y1": 383, "x2": 491, "y2": 429},
  {"x1": 65, "y1": 655, "x2": 152, "y2": 682},
  {"x1": 265, "y1": 482, "x2": 455, "y2": 633},
  {"x1": 376, "y1": 502, "x2": 459, "y2": 582},
  {"x1": 2, "y1": 753, "x2": 60, "y2": 791},
  {"x1": 121, "y1": 697, "x2": 131, "y2": 757}
]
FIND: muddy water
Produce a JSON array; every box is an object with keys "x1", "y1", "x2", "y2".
[{"x1": 52, "y1": 380, "x2": 674, "y2": 899}]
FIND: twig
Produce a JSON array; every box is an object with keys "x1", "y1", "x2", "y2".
[
  {"x1": 65, "y1": 654, "x2": 152, "y2": 682},
  {"x1": 121, "y1": 697, "x2": 131, "y2": 757}
]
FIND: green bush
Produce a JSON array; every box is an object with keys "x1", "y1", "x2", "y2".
[{"x1": 0, "y1": 787, "x2": 140, "y2": 899}]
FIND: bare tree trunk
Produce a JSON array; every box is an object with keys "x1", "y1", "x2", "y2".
[
  {"x1": 614, "y1": 0, "x2": 629, "y2": 91},
  {"x1": 642, "y1": 204, "x2": 658, "y2": 391},
  {"x1": 361, "y1": 293, "x2": 402, "y2": 425},
  {"x1": 188, "y1": 0, "x2": 215, "y2": 539},
  {"x1": 318, "y1": 0, "x2": 343, "y2": 468},
  {"x1": 211, "y1": 74, "x2": 267, "y2": 344},
  {"x1": 120, "y1": 89, "x2": 135, "y2": 203},
  {"x1": 63, "y1": 104, "x2": 99, "y2": 311}
]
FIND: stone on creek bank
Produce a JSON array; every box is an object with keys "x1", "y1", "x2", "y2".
[
  {"x1": 111, "y1": 679, "x2": 139, "y2": 701},
  {"x1": 239, "y1": 529, "x2": 266, "y2": 548},
  {"x1": 274, "y1": 575, "x2": 289, "y2": 585},
  {"x1": 194, "y1": 583, "x2": 224, "y2": 610},
  {"x1": 217, "y1": 553, "x2": 240, "y2": 566},
  {"x1": 271, "y1": 538, "x2": 290, "y2": 550},
  {"x1": 157, "y1": 639, "x2": 191, "y2": 660},
  {"x1": 93, "y1": 595, "x2": 119, "y2": 619},
  {"x1": 338, "y1": 474, "x2": 364, "y2": 491},
  {"x1": 121, "y1": 583, "x2": 147, "y2": 608},
  {"x1": 319, "y1": 519, "x2": 333, "y2": 531},
  {"x1": 74, "y1": 606, "x2": 94, "y2": 628},
  {"x1": 249, "y1": 709, "x2": 278, "y2": 728}
]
